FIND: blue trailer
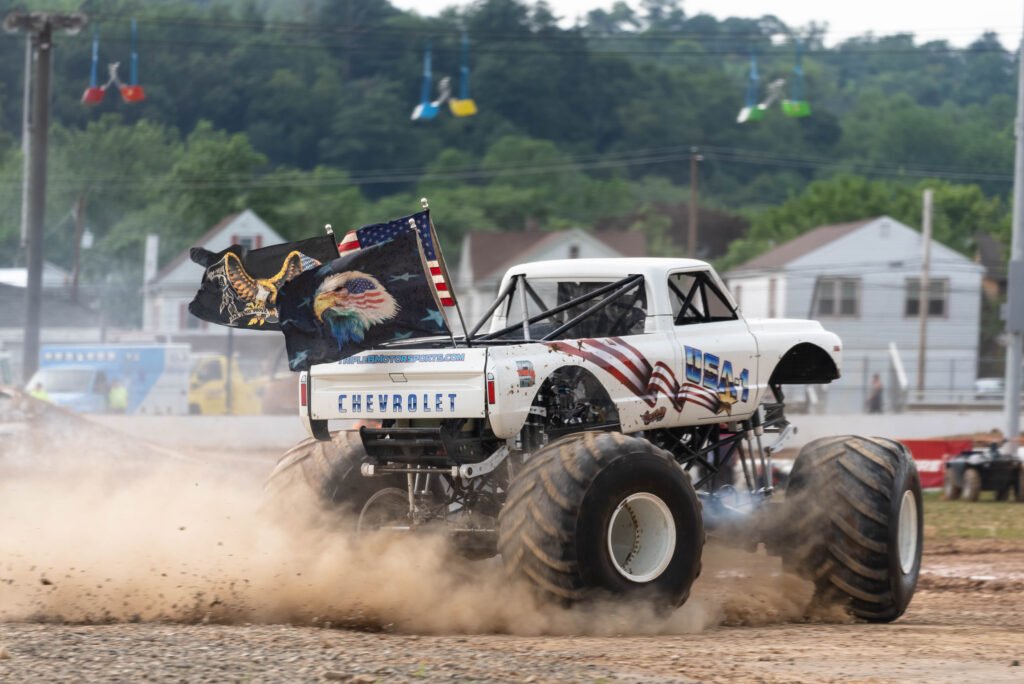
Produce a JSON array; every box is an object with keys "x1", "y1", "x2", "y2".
[{"x1": 27, "y1": 344, "x2": 191, "y2": 414}]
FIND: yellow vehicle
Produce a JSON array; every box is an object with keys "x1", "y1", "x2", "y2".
[{"x1": 188, "y1": 354, "x2": 262, "y2": 415}]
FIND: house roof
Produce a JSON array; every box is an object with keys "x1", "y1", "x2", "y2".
[
  {"x1": 0, "y1": 262, "x2": 71, "y2": 289},
  {"x1": 731, "y1": 218, "x2": 876, "y2": 272},
  {"x1": 0, "y1": 283, "x2": 97, "y2": 328},
  {"x1": 466, "y1": 229, "x2": 646, "y2": 281},
  {"x1": 152, "y1": 212, "x2": 241, "y2": 283}
]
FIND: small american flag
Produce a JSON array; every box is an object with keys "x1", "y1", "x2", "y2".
[
  {"x1": 344, "y1": 276, "x2": 388, "y2": 306},
  {"x1": 546, "y1": 337, "x2": 724, "y2": 414},
  {"x1": 338, "y1": 210, "x2": 455, "y2": 307}
]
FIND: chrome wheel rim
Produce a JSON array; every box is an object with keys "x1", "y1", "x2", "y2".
[
  {"x1": 897, "y1": 490, "x2": 919, "y2": 574},
  {"x1": 357, "y1": 487, "x2": 410, "y2": 534},
  {"x1": 607, "y1": 492, "x2": 676, "y2": 583}
]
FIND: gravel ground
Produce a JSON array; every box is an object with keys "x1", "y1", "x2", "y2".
[
  {"x1": 1, "y1": 561, "x2": 1022, "y2": 683},
  {"x1": 2, "y1": 426, "x2": 1021, "y2": 683}
]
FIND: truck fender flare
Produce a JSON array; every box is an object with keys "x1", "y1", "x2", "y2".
[{"x1": 767, "y1": 343, "x2": 839, "y2": 386}]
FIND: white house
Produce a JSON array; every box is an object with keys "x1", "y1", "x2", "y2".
[
  {"x1": 144, "y1": 210, "x2": 285, "y2": 335},
  {"x1": 725, "y1": 216, "x2": 985, "y2": 412},
  {"x1": 0, "y1": 262, "x2": 71, "y2": 290},
  {"x1": 457, "y1": 228, "x2": 647, "y2": 326}
]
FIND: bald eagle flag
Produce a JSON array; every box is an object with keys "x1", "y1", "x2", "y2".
[
  {"x1": 188, "y1": 234, "x2": 339, "y2": 330},
  {"x1": 277, "y1": 228, "x2": 450, "y2": 371}
]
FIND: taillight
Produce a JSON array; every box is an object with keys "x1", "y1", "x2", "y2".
[
  {"x1": 486, "y1": 372, "x2": 496, "y2": 404},
  {"x1": 299, "y1": 372, "x2": 308, "y2": 408}
]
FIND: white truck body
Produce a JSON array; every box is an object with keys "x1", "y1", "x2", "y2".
[{"x1": 303, "y1": 258, "x2": 841, "y2": 438}]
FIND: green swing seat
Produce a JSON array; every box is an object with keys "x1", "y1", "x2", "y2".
[
  {"x1": 782, "y1": 99, "x2": 811, "y2": 117},
  {"x1": 737, "y1": 105, "x2": 766, "y2": 123}
]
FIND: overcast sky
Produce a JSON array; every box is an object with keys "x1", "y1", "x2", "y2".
[{"x1": 389, "y1": 0, "x2": 1023, "y2": 47}]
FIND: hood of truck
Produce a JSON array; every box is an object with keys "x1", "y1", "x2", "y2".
[{"x1": 307, "y1": 348, "x2": 489, "y2": 420}]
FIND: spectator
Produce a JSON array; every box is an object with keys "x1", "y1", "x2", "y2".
[
  {"x1": 108, "y1": 379, "x2": 128, "y2": 414},
  {"x1": 868, "y1": 373, "x2": 884, "y2": 413},
  {"x1": 29, "y1": 382, "x2": 49, "y2": 402}
]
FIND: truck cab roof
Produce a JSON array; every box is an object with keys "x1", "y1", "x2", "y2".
[
  {"x1": 498, "y1": 257, "x2": 733, "y2": 322},
  {"x1": 505, "y1": 257, "x2": 713, "y2": 282}
]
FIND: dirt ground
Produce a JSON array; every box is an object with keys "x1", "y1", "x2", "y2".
[{"x1": 1, "y1": 423, "x2": 1022, "y2": 683}]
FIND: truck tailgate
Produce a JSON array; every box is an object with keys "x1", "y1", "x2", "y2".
[{"x1": 308, "y1": 349, "x2": 489, "y2": 420}]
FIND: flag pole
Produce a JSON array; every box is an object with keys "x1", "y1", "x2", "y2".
[
  {"x1": 409, "y1": 211, "x2": 459, "y2": 349},
  {"x1": 323, "y1": 222, "x2": 339, "y2": 251},
  {"x1": 420, "y1": 197, "x2": 473, "y2": 347}
]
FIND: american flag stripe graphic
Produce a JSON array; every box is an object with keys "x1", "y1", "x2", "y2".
[
  {"x1": 338, "y1": 210, "x2": 455, "y2": 308},
  {"x1": 338, "y1": 232, "x2": 361, "y2": 253},
  {"x1": 547, "y1": 341, "x2": 645, "y2": 398},
  {"x1": 546, "y1": 337, "x2": 723, "y2": 414}
]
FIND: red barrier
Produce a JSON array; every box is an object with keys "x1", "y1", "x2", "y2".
[{"x1": 900, "y1": 439, "x2": 973, "y2": 489}]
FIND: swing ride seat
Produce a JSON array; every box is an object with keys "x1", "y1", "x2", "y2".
[
  {"x1": 737, "y1": 105, "x2": 766, "y2": 124},
  {"x1": 81, "y1": 86, "x2": 105, "y2": 105},
  {"x1": 411, "y1": 101, "x2": 440, "y2": 121},
  {"x1": 448, "y1": 98, "x2": 477, "y2": 118},
  {"x1": 782, "y1": 99, "x2": 811, "y2": 117},
  {"x1": 120, "y1": 84, "x2": 145, "y2": 103}
]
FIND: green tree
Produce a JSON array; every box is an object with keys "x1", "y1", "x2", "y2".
[{"x1": 168, "y1": 121, "x2": 267, "y2": 228}]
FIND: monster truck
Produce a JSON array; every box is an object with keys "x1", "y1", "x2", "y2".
[{"x1": 269, "y1": 258, "x2": 923, "y2": 621}]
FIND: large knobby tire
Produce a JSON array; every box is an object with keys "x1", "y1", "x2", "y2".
[
  {"x1": 266, "y1": 431, "x2": 405, "y2": 521},
  {"x1": 498, "y1": 431, "x2": 703, "y2": 607},
  {"x1": 942, "y1": 469, "x2": 962, "y2": 501},
  {"x1": 962, "y1": 468, "x2": 982, "y2": 502},
  {"x1": 784, "y1": 435, "x2": 923, "y2": 622}
]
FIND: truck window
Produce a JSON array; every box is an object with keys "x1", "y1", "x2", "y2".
[
  {"x1": 28, "y1": 368, "x2": 95, "y2": 393},
  {"x1": 503, "y1": 278, "x2": 648, "y2": 340},
  {"x1": 194, "y1": 359, "x2": 223, "y2": 383},
  {"x1": 668, "y1": 272, "x2": 737, "y2": 326}
]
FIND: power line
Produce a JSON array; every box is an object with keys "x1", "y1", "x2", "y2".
[{"x1": 0, "y1": 143, "x2": 1011, "y2": 190}]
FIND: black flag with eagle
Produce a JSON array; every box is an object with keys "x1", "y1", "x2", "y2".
[
  {"x1": 188, "y1": 234, "x2": 339, "y2": 330},
  {"x1": 276, "y1": 228, "x2": 451, "y2": 371}
]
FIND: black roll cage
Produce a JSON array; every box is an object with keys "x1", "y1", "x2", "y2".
[
  {"x1": 372, "y1": 268, "x2": 737, "y2": 351},
  {"x1": 667, "y1": 270, "x2": 738, "y2": 326},
  {"x1": 474, "y1": 274, "x2": 646, "y2": 342}
]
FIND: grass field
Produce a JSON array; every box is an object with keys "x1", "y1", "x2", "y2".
[{"x1": 924, "y1": 491, "x2": 1024, "y2": 540}]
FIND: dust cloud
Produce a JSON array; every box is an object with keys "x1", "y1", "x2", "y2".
[{"x1": 0, "y1": 444, "x2": 829, "y2": 635}]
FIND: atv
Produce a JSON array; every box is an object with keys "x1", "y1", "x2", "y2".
[{"x1": 943, "y1": 442, "x2": 1024, "y2": 502}]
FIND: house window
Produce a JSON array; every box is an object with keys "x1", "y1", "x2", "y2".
[
  {"x1": 815, "y1": 278, "x2": 860, "y2": 318},
  {"x1": 231, "y1": 234, "x2": 263, "y2": 250},
  {"x1": 905, "y1": 278, "x2": 948, "y2": 317}
]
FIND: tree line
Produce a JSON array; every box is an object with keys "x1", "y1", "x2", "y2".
[{"x1": 0, "y1": 0, "x2": 1015, "y2": 326}]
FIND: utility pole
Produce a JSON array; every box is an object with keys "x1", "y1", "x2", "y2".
[
  {"x1": 3, "y1": 11, "x2": 88, "y2": 382},
  {"x1": 917, "y1": 188, "x2": 933, "y2": 393},
  {"x1": 226, "y1": 328, "x2": 235, "y2": 415},
  {"x1": 687, "y1": 147, "x2": 703, "y2": 257},
  {"x1": 1002, "y1": 7, "x2": 1024, "y2": 454},
  {"x1": 70, "y1": 193, "x2": 86, "y2": 304},
  {"x1": 20, "y1": 35, "x2": 31, "y2": 249}
]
